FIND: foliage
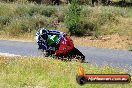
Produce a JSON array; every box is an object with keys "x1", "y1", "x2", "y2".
[
  {"x1": 0, "y1": 16, "x2": 11, "y2": 25},
  {"x1": 0, "y1": 2, "x2": 132, "y2": 38},
  {"x1": 40, "y1": 6, "x2": 56, "y2": 17},
  {"x1": 64, "y1": 0, "x2": 82, "y2": 36}
]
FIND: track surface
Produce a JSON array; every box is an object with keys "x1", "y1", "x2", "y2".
[{"x1": 0, "y1": 40, "x2": 132, "y2": 71}]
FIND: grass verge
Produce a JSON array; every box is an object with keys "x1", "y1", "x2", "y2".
[{"x1": 0, "y1": 56, "x2": 131, "y2": 88}]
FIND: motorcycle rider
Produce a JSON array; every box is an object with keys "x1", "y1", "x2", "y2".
[
  {"x1": 36, "y1": 28, "x2": 66, "y2": 51},
  {"x1": 36, "y1": 28, "x2": 85, "y2": 62}
]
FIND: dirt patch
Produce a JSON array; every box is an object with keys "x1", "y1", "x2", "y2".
[{"x1": 73, "y1": 34, "x2": 132, "y2": 50}]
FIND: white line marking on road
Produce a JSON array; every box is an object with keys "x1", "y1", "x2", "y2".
[{"x1": 0, "y1": 52, "x2": 21, "y2": 57}]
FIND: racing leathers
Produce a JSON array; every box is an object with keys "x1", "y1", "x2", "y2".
[{"x1": 36, "y1": 28, "x2": 66, "y2": 51}]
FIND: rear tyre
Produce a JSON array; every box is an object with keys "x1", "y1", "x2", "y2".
[{"x1": 67, "y1": 47, "x2": 85, "y2": 62}]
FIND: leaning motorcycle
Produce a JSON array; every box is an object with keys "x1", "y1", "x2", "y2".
[{"x1": 40, "y1": 35, "x2": 85, "y2": 62}]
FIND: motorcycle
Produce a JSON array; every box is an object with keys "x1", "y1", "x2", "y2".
[{"x1": 40, "y1": 35, "x2": 85, "y2": 62}]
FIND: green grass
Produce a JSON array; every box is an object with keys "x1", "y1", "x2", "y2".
[{"x1": 0, "y1": 56, "x2": 132, "y2": 88}]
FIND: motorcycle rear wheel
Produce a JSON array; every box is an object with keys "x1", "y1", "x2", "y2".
[{"x1": 67, "y1": 47, "x2": 85, "y2": 63}]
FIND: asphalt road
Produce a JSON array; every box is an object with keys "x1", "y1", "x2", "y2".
[{"x1": 0, "y1": 40, "x2": 132, "y2": 72}]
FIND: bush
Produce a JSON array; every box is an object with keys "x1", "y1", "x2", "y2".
[
  {"x1": 96, "y1": 12, "x2": 118, "y2": 25},
  {"x1": 0, "y1": 3, "x2": 14, "y2": 16},
  {"x1": 0, "y1": 16, "x2": 11, "y2": 25},
  {"x1": 54, "y1": 11, "x2": 66, "y2": 22},
  {"x1": 78, "y1": 20, "x2": 98, "y2": 36},
  {"x1": 0, "y1": 16, "x2": 11, "y2": 31},
  {"x1": 15, "y1": 4, "x2": 41, "y2": 17},
  {"x1": 4, "y1": 14, "x2": 48, "y2": 36},
  {"x1": 15, "y1": 5, "x2": 30, "y2": 16},
  {"x1": 4, "y1": 18, "x2": 32, "y2": 36},
  {"x1": 5, "y1": 21, "x2": 24, "y2": 36},
  {"x1": 40, "y1": 6, "x2": 56, "y2": 17},
  {"x1": 28, "y1": 5, "x2": 40, "y2": 16},
  {"x1": 64, "y1": 0, "x2": 82, "y2": 36},
  {"x1": 79, "y1": 6, "x2": 122, "y2": 37},
  {"x1": 31, "y1": 14, "x2": 48, "y2": 29}
]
